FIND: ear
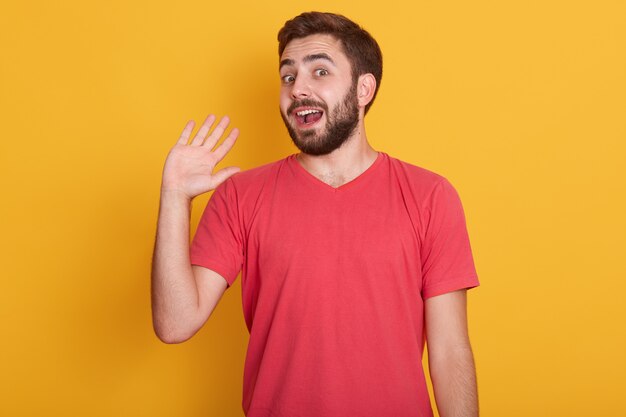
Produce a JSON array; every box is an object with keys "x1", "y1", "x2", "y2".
[{"x1": 357, "y1": 73, "x2": 376, "y2": 108}]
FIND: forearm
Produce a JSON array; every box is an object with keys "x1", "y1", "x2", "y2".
[
  {"x1": 428, "y1": 344, "x2": 478, "y2": 417},
  {"x1": 151, "y1": 189, "x2": 201, "y2": 343}
]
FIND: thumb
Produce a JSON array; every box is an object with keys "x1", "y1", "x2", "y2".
[{"x1": 211, "y1": 166, "x2": 241, "y2": 188}]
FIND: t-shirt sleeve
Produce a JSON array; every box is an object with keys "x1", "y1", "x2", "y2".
[
  {"x1": 420, "y1": 178, "x2": 479, "y2": 300},
  {"x1": 189, "y1": 178, "x2": 244, "y2": 287}
]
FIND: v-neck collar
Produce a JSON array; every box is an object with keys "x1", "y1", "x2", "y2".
[{"x1": 287, "y1": 152, "x2": 385, "y2": 193}]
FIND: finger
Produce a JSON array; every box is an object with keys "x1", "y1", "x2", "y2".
[
  {"x1": 211, "y1": 166, "x2": 241, "y2": 188},
  {"x1": 212, "y1": 127, "x2": 239, "y2": 163},
  {"x1": 177, "y1": 120, "x2": 195, "y2": 145},
  {"x1": 203, "y1": 115, "x2": 231, "y2": 149},
  {"x1": 190, "y1": 114, "x2": 216, "y2": 146}
]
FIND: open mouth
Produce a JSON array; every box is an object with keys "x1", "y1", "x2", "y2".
[{"x1": 294, "y1": 108, "x2": 324, "y2": 126}]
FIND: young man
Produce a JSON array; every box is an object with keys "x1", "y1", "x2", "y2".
[{"x1": 152, "y1": 12, "x2": 480, "y2": 417}]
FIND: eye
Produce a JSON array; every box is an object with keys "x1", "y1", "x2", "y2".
[
  {"x1": 281, "y1": 74, "x2": 295, "y2": 84},
  {"x1": 315, "y1": 68, "x2": 329, "y2": 77}
]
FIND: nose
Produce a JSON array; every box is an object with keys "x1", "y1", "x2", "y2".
[{"x1": 291, "y1": 76, "x2": 311, "y2": 100}]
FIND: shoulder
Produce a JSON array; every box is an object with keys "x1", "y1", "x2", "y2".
[
  {"x1": 384, "y1": 153, "x2": 450, "y2": 197},
  {"x1": 216, "y1": 155, "x2": 291, "y2": 201},
  {"x1": 231, "y1": 157, "x2": 286, "y2": 183}
]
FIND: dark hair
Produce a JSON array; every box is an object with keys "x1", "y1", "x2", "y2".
[{"x1": 278, "y1": 11, "x2": 383, "y2": 114}]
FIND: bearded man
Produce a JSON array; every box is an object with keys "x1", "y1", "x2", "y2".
[{"x1": 152, "y1": 11, "x2": 480, "y2": 417}]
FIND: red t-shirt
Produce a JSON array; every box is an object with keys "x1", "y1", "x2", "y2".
[{"x1": 190, "y1": 152, "x2": 479, "y2": 417}]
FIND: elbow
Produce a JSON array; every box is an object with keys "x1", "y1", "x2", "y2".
[
  {"x1": 429, "y1": 341, "x2": 474, "y2": 359},
  {"x1": 154, "y1": 330, "x2": 191, "y2": 344},
  {"x1": 152, "y1": 318, "x2": 196, "y2": 344},
  {"x1": 428, "y1": 343, "x2": 475, "y2": 372}
]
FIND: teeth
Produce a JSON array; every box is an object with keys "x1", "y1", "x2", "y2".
[{"x1": 296, "y1": 109, "x2": 321, "y2": 116}]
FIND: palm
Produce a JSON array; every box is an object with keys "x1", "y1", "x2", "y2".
[{"x1": 162, "y1": 115, "x2": 240, "y2": 199}]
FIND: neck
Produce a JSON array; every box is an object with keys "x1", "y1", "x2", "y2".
[{"x1": 296, "y1": 122, "x2": 378, "y2": 188}]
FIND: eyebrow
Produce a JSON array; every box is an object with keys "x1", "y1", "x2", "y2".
[{"x1": 279, "y1": 53, "x2": 336, "y2": 70}]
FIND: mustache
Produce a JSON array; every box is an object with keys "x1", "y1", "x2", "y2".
[{"x1": 287, "y1": 99, "x2": 328, "y2": 115}]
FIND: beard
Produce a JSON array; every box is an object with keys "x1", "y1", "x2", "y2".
[{"x1": 280, "y1": 82, "x2": 359, "y2": 156}]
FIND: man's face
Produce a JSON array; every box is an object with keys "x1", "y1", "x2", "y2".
[{"x1": 279, "y1": 34, "x2": 360, "y2": 156}]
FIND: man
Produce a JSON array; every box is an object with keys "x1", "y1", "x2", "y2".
[{"x1": 152, "y1": 11, "x2": 480, "y2": 417}]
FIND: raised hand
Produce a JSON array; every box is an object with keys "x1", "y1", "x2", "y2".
[{"x1": 161, "y1": 114, "x2": 240, "y2": 200}]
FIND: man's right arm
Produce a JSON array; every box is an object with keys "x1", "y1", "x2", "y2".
[
  {"x1": 150, "y1": 114, "x2": 239, "y2": 344},
  {"x1": 151, "y1": 190, "x2": 229, "y2": 343}
]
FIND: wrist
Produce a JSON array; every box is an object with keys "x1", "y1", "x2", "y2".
[{"x1": 160, "y1": 187, "x2": 193, "y2": 205}]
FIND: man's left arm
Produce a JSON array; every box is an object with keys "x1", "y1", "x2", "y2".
[{"x1": 425, "y1": 289, "x2": 478, "y2": 417}]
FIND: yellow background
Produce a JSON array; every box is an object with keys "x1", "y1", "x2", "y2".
[{"x1": 1, "y1": 0, "x2": 625, "y2": 415}]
